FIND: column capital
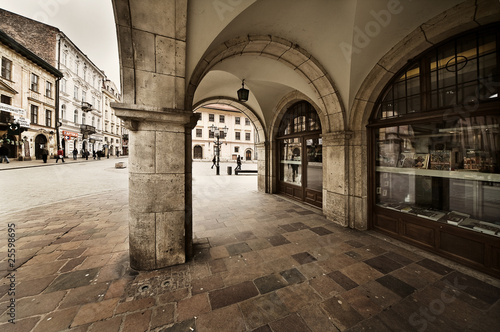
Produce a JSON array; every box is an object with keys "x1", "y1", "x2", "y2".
[{"x1": 111, "y1": 103, "x2": 197, "y2": 131}]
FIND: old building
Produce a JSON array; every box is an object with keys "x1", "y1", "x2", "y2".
[
  {"x1": 58, "y1": 35, "x2": 106, "y2": 156},
  {"x1": 192, "y1": 104, "x2": 256, "y2": 162},
  {"x1": 0, "y1": 30, "x2": 62, "y2": 160},
  {"x1": 0, "y1": 8, "x2": 122, "y2": 157},
  {"x1": 102, "y1": 78, "x2": 124, "y2": 156},
  {"x1": 110, "y1": 0, "x2": 500, "y2": 278}
]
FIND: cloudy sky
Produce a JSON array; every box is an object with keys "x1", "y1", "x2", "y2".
[{"x1": 0, "y1": 0, "x2": 120, "y2": 90}]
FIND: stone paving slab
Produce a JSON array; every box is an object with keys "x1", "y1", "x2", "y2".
[{"x1": 1, "y1": 177, "x2": 499, "y2": 331}]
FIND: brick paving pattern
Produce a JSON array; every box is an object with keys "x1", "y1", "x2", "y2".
[{"x1": 0, "y1": 161, "x2": 499, "y2": 331}]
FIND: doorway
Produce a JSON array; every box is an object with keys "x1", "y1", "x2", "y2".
[
  {"x1": 277, "y1": 101, "x2": 322, "y2": 207},
  {"x1": 193, "y1": 145, "x2": 203, "y2": 159},
  {"x1": 35, "y1": 134, "x2": 47, "y2": 160}
]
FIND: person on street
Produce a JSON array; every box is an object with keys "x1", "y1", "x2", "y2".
[
  {"x1": 42, "y1": 146, "x2": 49, "y2": 163},
  {"x1": 93, "y1": 150, "x2": 96, "y2": 160},
  {"x1": 73, "y1": 148, "x2": 78, "y2": 160},
  {"x1": 235, "y1": 155, "x2": 242, "y2": 171},
  {"x1": 211, "y1": 155, "x2": 216, "y2": 169},
  {"x1": 56, "y1": 146, "x2": 65, "y2": 163},
  {"x1": 0, "y1": 144, "x2": 10, "y2": 163}
]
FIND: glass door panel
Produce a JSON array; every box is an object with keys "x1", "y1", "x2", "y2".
[
  {"x1": 306, "y1": 137, "x2": 322, "y2": 191},
  {"x1": 280, "y1": 138, "x2": 302, "y2": 186}
]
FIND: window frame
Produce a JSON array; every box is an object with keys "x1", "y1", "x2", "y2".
[
  {"x1": 31, "y1": 73, "x2": 39, "y2": 92},
  {"x1": 1, "y1": 57, "x2": 12, "y2": 80}
]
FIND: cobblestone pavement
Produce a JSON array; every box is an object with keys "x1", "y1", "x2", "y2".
[{"x1": 0, "y1": 160, "x2": 499, "y2": 331}]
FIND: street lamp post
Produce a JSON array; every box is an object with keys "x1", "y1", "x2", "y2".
[{"x1": 210, "y1": 124, "x2": 228, "y2": 175}]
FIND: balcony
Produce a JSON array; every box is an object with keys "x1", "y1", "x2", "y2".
[
  {"x1": 81, "y1": 101, "x2": 93, "y2": 112},
  {"x1": 80, "y1": 124, "x2": 96, "y2": 135}
]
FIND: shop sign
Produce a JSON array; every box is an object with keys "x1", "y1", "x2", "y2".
[
  {"x1": 0, "y1": 103, "x2": 26, "y2": 117},
  {"x1": 13, "y1": 115, "x2": 30, "y2": 128},
  {"x1": 62, "y1": 130, "x2": 78, "y2": 138}
]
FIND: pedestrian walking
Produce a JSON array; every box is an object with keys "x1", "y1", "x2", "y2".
[
  {"x1": 42, "y1": 146, "x2": 49, "y2": 163},
  {"x1": 73, "y1": 148, "x2": 78, "y2": 160},
  {"x1": 97, "y1": 150, "x2": 101, "y2": 160},
  {"x1": 93, "y1": 150, "x2": 96, "y2": 160},
  {"x1": 235, "y1": 155, "x2": 242, "y2": 171},
  {"x1": 116, "y1": 150, "x2": 120, "y2": 157},
  {"x1": 56, "y1": 146, "x2": 65, "y2": 163},
  {"x1": 84, "y1": 149, "x2": 89, "y2": 160},
  {"x1": 211, "y1": 156, "x2": 216, "y2": 169},
  {"x1": 0, "y1": 144, "x2": 10, "y2": 163}
]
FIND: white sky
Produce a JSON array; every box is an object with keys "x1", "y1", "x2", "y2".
[{"x1": 0, "y1": 0, "x2": 120, "y2": 91}]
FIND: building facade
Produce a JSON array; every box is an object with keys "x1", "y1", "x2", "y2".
[
  {"x1": 58, "y1": 36, "x2": 106, "y2": 156},
  {"x1": 102, "y1": 79, "x2": 124, "y2": 156},
  {"x1": 0, "y1": 9, "x2": 123, "y2": 158},
  {"x1": 0, "y1": 30, "x2": 62, "y2": 160},
  {"x1": 192, "y1": 104, "x2": 256, "y2": 162}
]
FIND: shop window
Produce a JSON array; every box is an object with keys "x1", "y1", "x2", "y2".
[
  {"x1": 370, "y1": 25, "x2": 500, "y2": 275},
  {"x1": 277, "y1": 101, "x2": 323, "y2": 207}
]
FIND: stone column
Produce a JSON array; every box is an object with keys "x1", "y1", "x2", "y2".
[
  {"x1": 113, "y1": 104, "x2": 199, "y2": 270},
  {"x1": 255, "y1": 142, "x2": 267, "y2": 193},
  {"x1": 322, "y1": 131, "x2": 353, "y2": 227}
]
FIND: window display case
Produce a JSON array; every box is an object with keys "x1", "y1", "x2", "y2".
[
  {"x1": 369, "y1": 24, "x2": 500, "y2": 277},
  {"x1": 375, "y1": 115, "x2": 500, "y2": 235}
]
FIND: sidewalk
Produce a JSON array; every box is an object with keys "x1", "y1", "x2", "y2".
[{"x1": 0, "y1": 155, "x2": 128, "y2": 171}]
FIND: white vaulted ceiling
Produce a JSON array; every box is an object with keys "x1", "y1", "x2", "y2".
[{"x1": 187, "y1": 0, "x2": 465, "y2": 124}]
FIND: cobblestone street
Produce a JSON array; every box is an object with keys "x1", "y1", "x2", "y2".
[{"x1": 0, "y1": 159, "x2": 499, "y2": 331}]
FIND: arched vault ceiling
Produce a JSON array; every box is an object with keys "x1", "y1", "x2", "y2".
[
  {"x1": 187, "y1": 0, "x2": 464, "y2": 113},
  {"x1": 193, "y1": 55, "x2": 316, "y2": 126}
]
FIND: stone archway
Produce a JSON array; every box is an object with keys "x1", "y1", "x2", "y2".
[{"x1": 187, "y1": 36, "x2": 345, "y2": 133}]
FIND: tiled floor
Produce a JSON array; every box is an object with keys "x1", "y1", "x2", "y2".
[{"x1": 1, "y1": 171, "x2": 499, "y2": 331}]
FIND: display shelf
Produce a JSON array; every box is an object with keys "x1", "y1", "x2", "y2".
[{"x1": 376, "y1": 166, "x2": 500, "y2": 183}]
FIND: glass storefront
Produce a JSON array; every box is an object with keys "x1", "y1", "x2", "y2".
[
  {"x1": 369, "y1": 24, "x2": 500, "y2": 277},
  {"x1": 277, "y1": 101, "x2": 322, "y2": 207},
  {"x1": 375, "y1": 115, "x2": 500, "y2": 230}
]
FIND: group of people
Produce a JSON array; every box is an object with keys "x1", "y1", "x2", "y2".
[
  {"x1": 211, "y1": 155, "x2": 243, "y2": 170},
  {"x1": 0, "y1": 145, "x2": 122, "y2": 165}
]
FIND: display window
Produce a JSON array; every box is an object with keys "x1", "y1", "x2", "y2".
[
  {"x1": 277, "y1": 101, "x2": 323, "y2": 207},
  {"x1": 369, "y1": 24, "x2": 500, "y2": 277},
  {"x1": 375, "y1": 115, "x2": 500, "y2": 233}
]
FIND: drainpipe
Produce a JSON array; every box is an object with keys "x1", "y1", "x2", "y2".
[{"x1": 55, "y1": 36, "x2": 61, "y2": 154}]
